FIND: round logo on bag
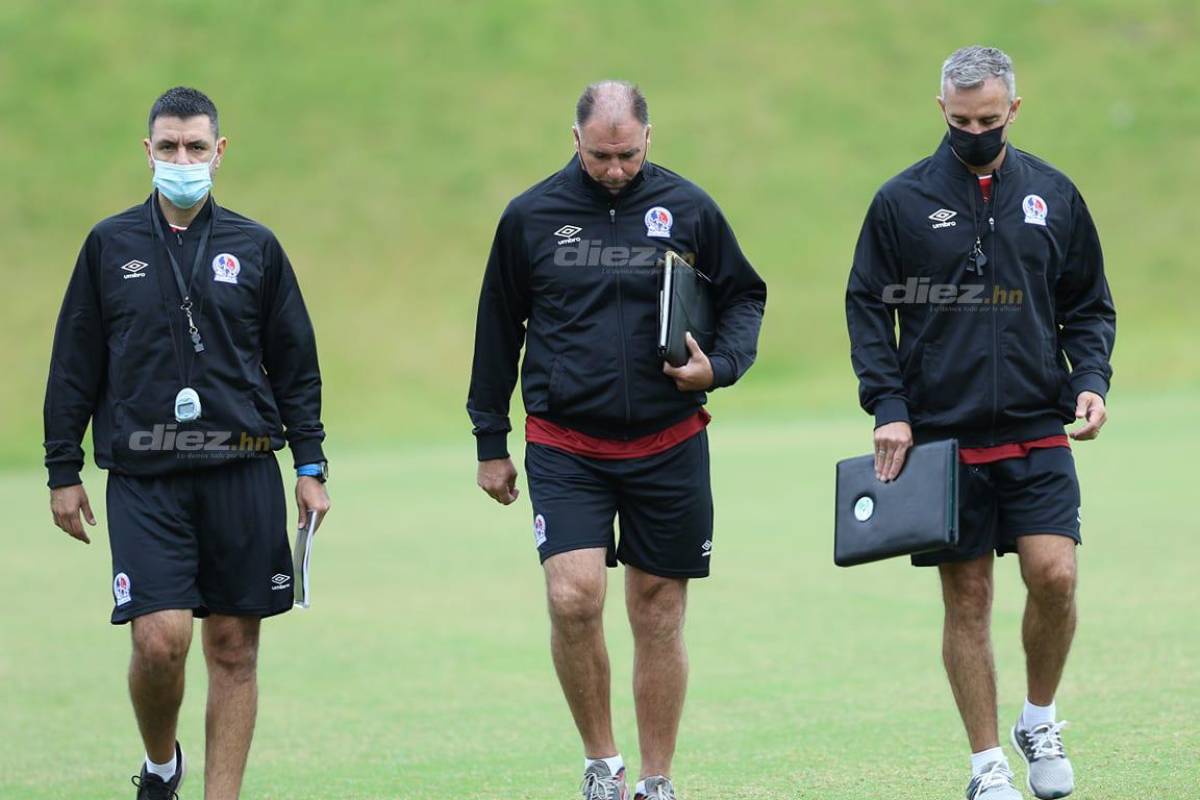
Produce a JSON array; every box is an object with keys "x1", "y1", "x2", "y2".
[{"x1": 853, "y1": 496, "x2": 874, "y2": 522}]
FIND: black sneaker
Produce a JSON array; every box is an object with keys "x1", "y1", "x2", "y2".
[{"x1": 131, "y1": 741, "x2": 186, "y2": 800}]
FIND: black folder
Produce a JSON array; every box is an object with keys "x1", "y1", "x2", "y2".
[
  {"x1": 658, "y1": 251, "x2": 715, "y2": 368},
  {"x1": 834, "y1": 439, "x2": 959, "y2": 567}
]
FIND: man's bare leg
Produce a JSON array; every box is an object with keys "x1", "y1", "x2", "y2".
[
  {"x1": 1017, "y1": 535, "x2": 1078, "y2": 707},
  {"x1": 202, "y1": 614, "x2": 261, "y2": 800},
  {"x1": 625, "y1": 565, "x2": 688, "y2": 781},
  {"x1": 938, "y1": 554, "x2": 999, "y2": 753},
  {"x1": 130, "y1": 610, "x2": 194, "y2": 764},
  {"x1": 544, "y1": 548, "x2": 617, "y2": 760}
]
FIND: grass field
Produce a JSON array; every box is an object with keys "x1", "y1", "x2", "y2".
[{"x1": 2, "y1": 389, "x2": 1197, "y2": 799}]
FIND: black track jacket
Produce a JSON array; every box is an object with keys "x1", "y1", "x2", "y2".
[
  {"x1": 43, "y1": 195, "x2": 325, "y2": 488},
  {"x1": 846, "y1": 136, "x2": 1116, "y2": 446},
  {"x1": 468, "y1": 156, "x2": 767, "y2": 460}
]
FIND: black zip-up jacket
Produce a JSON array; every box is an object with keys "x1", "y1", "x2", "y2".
[
  {"x1": 846, "y1": 136, "x2": 1116, "y2": 446},
  {"x1": 43, "y1": 194, "x2": 325, "y2": 488},
  {"x1": 468, "y1": 156, "x2": 767, "y2": 460}
]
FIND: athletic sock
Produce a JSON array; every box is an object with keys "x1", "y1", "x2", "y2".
[
  {"x1": 1021, "y1": 697, "x2": 1056, "y2": 730},
  {"x1": 970, "y1": 747, "x2": 1006, "y2": 776},
  {"x1": 584, "y1": 754, "x2": 624, "y2": 777},
  {"x1": 635, "y1": 779, "x2": 647, "y2": 796},
  {"x1": 145, "y1": 752, "x2": 177, "y2": 781}
]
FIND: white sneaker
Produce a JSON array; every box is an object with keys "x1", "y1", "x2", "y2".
[
  {"x1": 1012, "y1": 720, "x2": 1074, "y2": 798},
  {"x1": 965, "y1": 760, "x2": 1023, "y2": 800}
]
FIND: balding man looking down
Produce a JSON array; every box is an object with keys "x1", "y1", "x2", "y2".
[{"x1": 467, "y1": 81, "x2": 766, "y2": 800}]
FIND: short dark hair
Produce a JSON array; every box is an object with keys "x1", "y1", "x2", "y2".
[
  {"x1": 575, "y1": 80, "x2": 649, "y2": 127},
  {"x1": 148, "y1": 86, "x2": 219, "y2": 138}
]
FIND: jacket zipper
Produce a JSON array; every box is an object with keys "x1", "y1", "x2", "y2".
[
  {"x1": 610, "y1": 206, "x2": 633, "y2": 427},
  {"x1": 987, "y1": 180, "x2": 999, "y2": 442}
]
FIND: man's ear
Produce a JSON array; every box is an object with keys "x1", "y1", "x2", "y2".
[
  {"x1": 572, "y1": 125, "x2": 582, "y2": 154},
  {"x1": 143, "y1": 138, "x2": 154, "y2": 171}
]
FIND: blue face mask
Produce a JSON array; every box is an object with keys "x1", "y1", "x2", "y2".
[{"x1": 152, "y1": 157, "x2": 214, "y2": 209}]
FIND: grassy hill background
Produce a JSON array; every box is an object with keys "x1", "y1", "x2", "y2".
[{"x1": 2, "y1": 0, "x2": 1197, "y2": 468}]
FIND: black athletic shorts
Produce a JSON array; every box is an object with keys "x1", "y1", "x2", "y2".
[
  {"x1": 524, "y1": 430, "x2": 713, "y2": 579},
  {"x1": 912, "y1": 446, "x2": 1081, "y2": 566},
  {"x1": 106, "y1": 454, "x2": 293, "y2": 623}
]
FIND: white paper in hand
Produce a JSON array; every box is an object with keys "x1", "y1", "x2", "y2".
[{"x1": 293, "y1": 510, "x2": 319, "y2": 609}]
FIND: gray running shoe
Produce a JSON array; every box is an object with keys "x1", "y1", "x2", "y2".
[
  {"x1": 1012, "y1": 720, "x2": 1074, "y2": 798},
  {"x1": 965, "y1": 761, "x2": 1023, "y2": 800},
  {"x1": 635, "y1": 776, "x2": 676, "y2": 800},
  {"x1": 580, "y1": 761, "x2": 628, "y2": 800}
]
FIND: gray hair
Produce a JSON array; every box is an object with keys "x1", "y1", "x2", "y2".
[
  {"x1": 941, "y1": 46, "x2": 1016, "y2": 101},
  {"x1": 575, "y1": 80, "x2": 649, "y2": 127}
]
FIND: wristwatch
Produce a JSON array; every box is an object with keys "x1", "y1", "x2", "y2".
[{"x1": 297, "y1": 461, "x2": 329, "y2": 483}]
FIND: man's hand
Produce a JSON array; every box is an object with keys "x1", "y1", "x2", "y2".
[
  {"x1": 1070, "y1": 391, "x2": 1108, "y2": 441},
  {"x1": 662, "y1": 332, "x2": 714, "y2": 392},
  {"x1": 478, "y1": 457, "x2": 520, "y2": 505},
  {"x1": 296, "y1": 476, "x2": 331, "y2": 531},
  {"x1": 874, "y1": 421, "x2": 913, "y2": 482},
  {"x1": 50, "y1": 484, "x2": 96, "y2": 544}
]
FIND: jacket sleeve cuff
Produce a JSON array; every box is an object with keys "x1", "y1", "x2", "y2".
[
  {"x1": 289, "y1": 439, "x2": 326, "y2": 469},
  {"x1": 708, "y1": 354, "x2": 736, "y2": 389},
  {"x1": 476, "y1": 432, "x2": 510, "y2": 461},
  {"x1": 1069, "y1": 372, "x2": 1109, "y2": 400},
  {"x1": 872, "y1": 397, "x2": 910, "y2": 429},
  {"x1": 47, "y1": 463, "x2": 82, "y2": 489}
]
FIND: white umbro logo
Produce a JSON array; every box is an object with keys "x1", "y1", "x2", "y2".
[
  {"x1": 555, "y1": 224, "x2": 583, "y2": 245},
  {"x1": 701, "y1": 539, "x2": 713, "y2": 557},
  {"x1": 271, "y1": 573, "x2": 290, "y2": 585},
  {"x1": 928, "y1": 209, "x2": 958, "y2": 229},
  {"x1": 121, "y1": 259, "x2": 149, "y2": 280}
]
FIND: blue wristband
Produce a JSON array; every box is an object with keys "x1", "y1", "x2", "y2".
[{"x1": 296, "y1": 463, "x2": 323, "y2": 478}]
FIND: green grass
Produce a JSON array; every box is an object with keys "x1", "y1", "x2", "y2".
[{"x1": 2, "y1": 389, "x2": 1196, "y2": 799}]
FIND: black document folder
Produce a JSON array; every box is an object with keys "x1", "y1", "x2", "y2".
[
  {"x1": 834, "y1": 439, "x2": 959, "y2": 567},
  {"x1": 658, "y1": 251, "x2": 715, "y2": 368}
]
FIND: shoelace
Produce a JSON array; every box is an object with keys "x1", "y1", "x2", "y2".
[
  {"x1": 642, "y1": 782, "x2": 676, "y2": 800},
  {"x1": 1026, "y1": 720, "x2": 1069, "y2": 760},
  {"x1": 973, "y1": 761, "x2": 1016, "y2": 795},
  {"x1": 580, "y1": 771, "x2": 623, "y2": 800},
  {"x1": 131, "y1": 774, "x2": 179, "y2": 800}
]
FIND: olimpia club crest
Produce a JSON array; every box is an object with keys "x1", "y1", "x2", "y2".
[{"x1": 644, "y1": 206, "x2": 673, "y2": 238}]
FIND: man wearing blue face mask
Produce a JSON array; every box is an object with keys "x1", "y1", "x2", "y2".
[
  {"x1": 846, "y1": 47, "x2": 1115, "y2": 800},
  {"x1": 43, "y1": 86, "x2": 330, "y2": 800}
]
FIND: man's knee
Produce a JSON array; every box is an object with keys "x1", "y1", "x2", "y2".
[
  {"x1": 204, "y1": 622, "x2": 260, "y2": 678},
  {"x1": 940, "y1": 562, "x2": 994, "y2": 622},
  {"x1": 1025, "y1": 557, "x2": 1077, "y2": 605},
  {"x1": 547, "y1": 575, "x2": 605, "y2": 631},
  {"x1": 628, "y1": 576, "x2": 686, "y2": 642},
  {"x1": 132, "y1": 619, "x2": 191, "y2": 672}
]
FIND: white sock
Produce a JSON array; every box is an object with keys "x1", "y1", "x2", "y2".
[
  {"x1": 970, "y1": 747, "x2": 1006, "y2": 776},
  {"x1": 145, "y1": 752, "x2": 177, "y2": 781},
  {"x1": 584, "y1": 754, "x2": 624, "y2": 777},
  {"x1": 1021, "y1": 697, "x2": 1056, "y2": 729}
]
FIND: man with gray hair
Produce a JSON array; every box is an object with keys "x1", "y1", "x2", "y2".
[
  {"x1": 468, "y1": 80, "x2": 766, "y2": 799},
  {"x1": 846, "y1": 46, "x2": 1115, "y2": 799}
]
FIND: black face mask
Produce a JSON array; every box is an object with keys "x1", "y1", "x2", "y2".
[{"x1": 948, "y1": 120, "x2": 1008, "y2": 167}]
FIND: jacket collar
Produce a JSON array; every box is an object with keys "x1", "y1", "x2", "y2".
[
  {"x1": 564, "y1": 153, "x2": 650, "y2": 203},
  {"x1": 933, "y1": 132, "x2": 1021, "y2": 181},
  {"x1": 148, "y1": 191, "x2": 215, "y2": 234}
]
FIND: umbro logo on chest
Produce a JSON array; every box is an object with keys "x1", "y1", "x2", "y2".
[{"x1": 120, "y1": 259, "x2": 149, "y2": 280}]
